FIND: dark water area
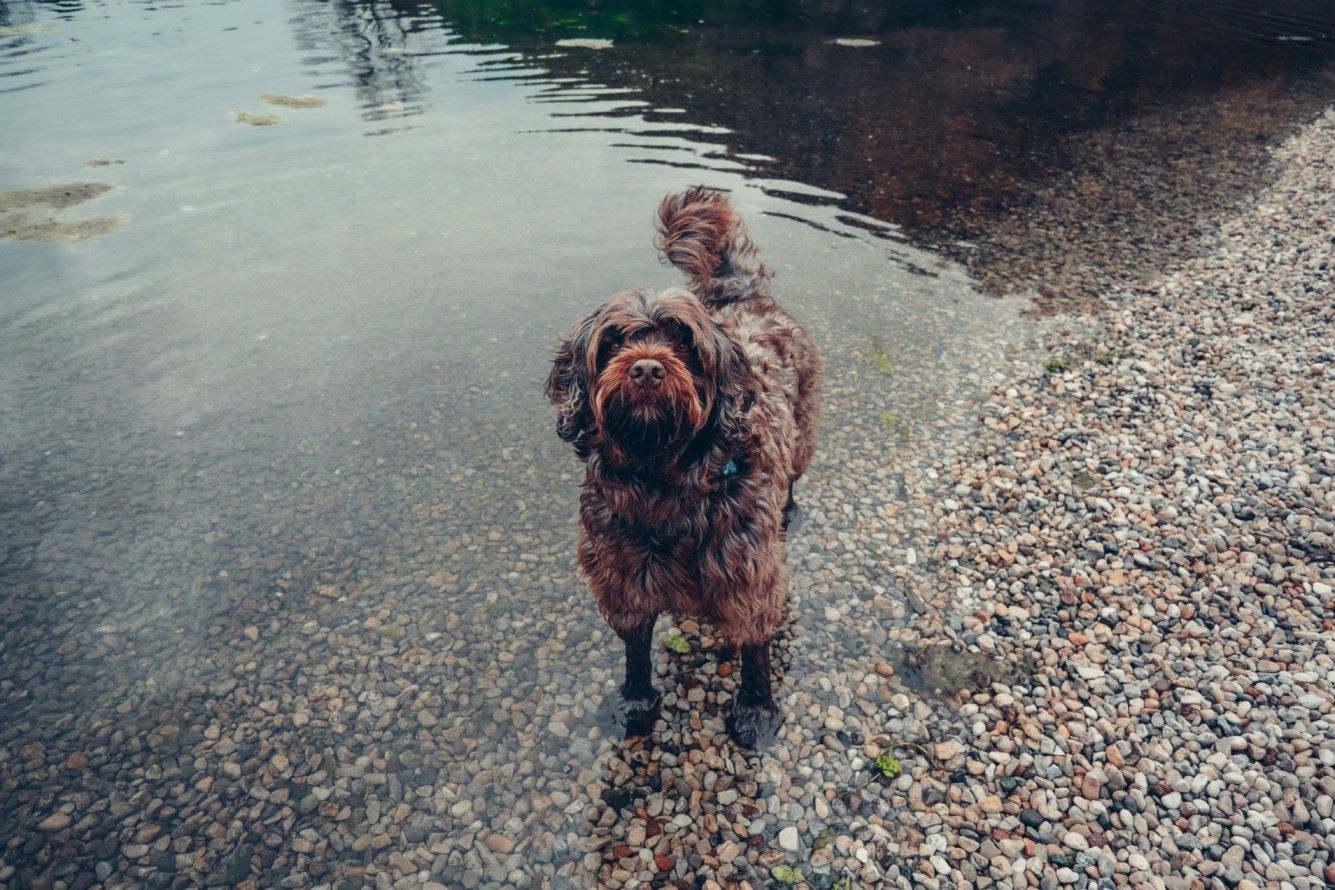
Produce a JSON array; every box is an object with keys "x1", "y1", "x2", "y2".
[
  {"x1": 0, "y1": 0, "x2": 1331, "y2": 887},
  {"x1": 338, "y1": 0, "x2": 1335, "y2": 230}
]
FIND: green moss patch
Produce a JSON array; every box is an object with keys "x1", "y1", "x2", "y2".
[
  {"x1": 0, "y1": 212, "x2": 124, "y2": 243},
  {"x1": 261, "y1": 93, "x2": 327, "y2": 109},
  {"x1": 0, "y1": 182, "x2": 112, "y2": 213},
  {"x1": 0, "y1": 182, "x2": 122, "y2": 243},
  {"x1": 232, "y1": 111, "x2": 279, "y2": 126}
]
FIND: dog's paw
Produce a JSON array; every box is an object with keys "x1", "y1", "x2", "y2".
[
  {"x1": 727, "y1": 701, "x2": 782, "y2": 749},
  {"x1": 598, "y1": 690, "x2": 662, "y2": 738}
]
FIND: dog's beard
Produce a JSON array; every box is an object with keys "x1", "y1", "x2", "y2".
[
  {"x1": 600, "y1": 391, "x2": 695, "y2": 456},
  {"x1": 594, "y1": 376, "x2": 706, "y2": 459}
]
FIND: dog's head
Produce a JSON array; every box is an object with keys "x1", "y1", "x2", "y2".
[{"x1": 544, "y1": 287, "x2": 753, "y2": 460}]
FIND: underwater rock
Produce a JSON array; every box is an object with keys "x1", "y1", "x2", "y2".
[
  {"x1": 231, "y1": 111, "x2": 279, "y2": 126},
  {"x1": 261, "y1": 93, "x2": 327, "y2": 109},
  {"x1": 0, "y1": 212, "x2": 123, "y2": 243},
  {"x1": 0, "y1": 182, "x2": 112, "y2": 212},
  {"x1": 885, "y1": 642, "x2": 1032, "y2": 695},
  {"x1": 0, "y1": 182, "x2": 123, "y2": 243}
]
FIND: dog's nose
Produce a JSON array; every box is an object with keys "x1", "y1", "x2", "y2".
[{"x1": 628, "y1": 358, "x2": 665, "y2": 386}]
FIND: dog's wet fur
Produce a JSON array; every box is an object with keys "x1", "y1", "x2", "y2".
[{"x1": 545, "y1": 187, "x2": 822, "y2": 748}]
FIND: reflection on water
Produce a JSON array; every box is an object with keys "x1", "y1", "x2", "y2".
[
  {"x1": 345, "y1": 0, "x2": 1334, "y2": 229},
  {"x1": 0, "y1": 0, "x2": 1329, "y2": 887}
]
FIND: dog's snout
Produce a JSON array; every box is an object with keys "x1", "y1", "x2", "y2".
[{"x1": 629, "y1": 358, "x2": 665, "y2": 385}]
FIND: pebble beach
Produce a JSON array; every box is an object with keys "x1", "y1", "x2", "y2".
[{"x1": 858, "y1": 108, "x2": 1335, "y2": 889}]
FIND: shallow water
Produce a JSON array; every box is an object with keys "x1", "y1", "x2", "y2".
[{"x1": 0, "y1": 1, "x2": 1330, "y2": 887}]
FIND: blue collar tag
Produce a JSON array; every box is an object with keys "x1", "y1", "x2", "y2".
[{"x1": 721, "y1": 459, "x2": 739, "y2": 478}]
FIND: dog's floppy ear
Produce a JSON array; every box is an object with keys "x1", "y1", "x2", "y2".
[
  {"x1": 544, "y1": 311, "x2": 598, "y2": 456},
  {"x1": 710, "y1": 325, "x2": 756, "y2": 443}
]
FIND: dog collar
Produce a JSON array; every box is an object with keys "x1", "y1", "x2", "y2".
[{"x1": 721, "y1": 459, "x2": 739, "y2": 478}]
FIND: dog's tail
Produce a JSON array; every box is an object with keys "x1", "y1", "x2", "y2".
[{"x1": 654, "y1": 187, "x2": 772, "y2": 306}]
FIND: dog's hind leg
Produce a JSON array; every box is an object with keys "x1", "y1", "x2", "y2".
[
  {"x1": 617, "y1": 615, "x2": 661, "y2": 737},
  {"x1": 727, "y1": 641, "x2": 782, "y2": 749}
]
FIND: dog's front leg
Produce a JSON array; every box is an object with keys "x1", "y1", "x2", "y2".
[
  {"x1": 616, "y1": 615, "x2": 660, "y2": 736},
  {"x1": 727, "y1": 641, "x2": 782, "y2": 749}
]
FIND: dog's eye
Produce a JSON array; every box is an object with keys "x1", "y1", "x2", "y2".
[
  {"x1": 597, "y1": 334, "x2": 623, "y2": 366},
  {"x1": 663, "y1": 323, "x2": 693, "y2": 349}
]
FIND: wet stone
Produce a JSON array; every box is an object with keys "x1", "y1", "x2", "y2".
[{"x1": 37, "y1": 812, "x2": 72, "y2": 831}]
